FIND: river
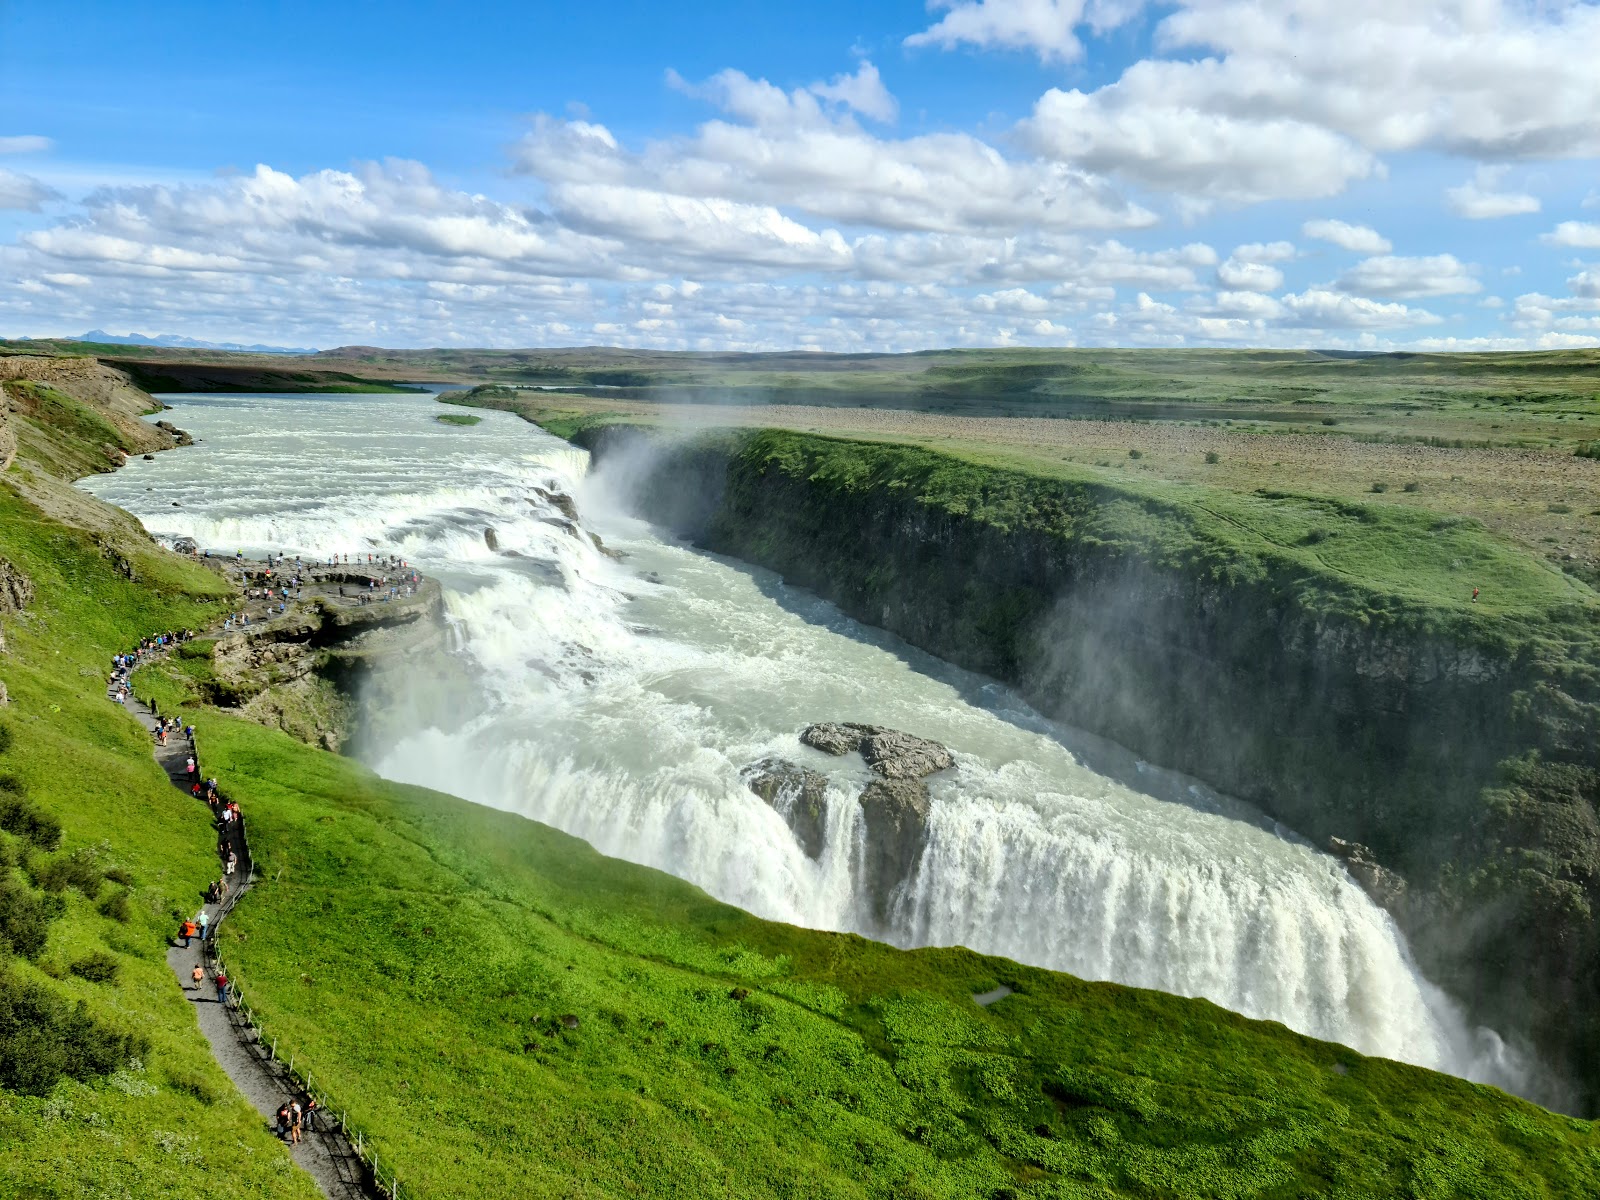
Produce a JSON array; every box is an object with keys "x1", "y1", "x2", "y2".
[{"x1": 82, "y1": 389, "x2": 1542, "y2": 1101}]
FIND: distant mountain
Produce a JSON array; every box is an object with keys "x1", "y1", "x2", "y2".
[{"x1": 76, "y1": 329, "x2": 320, "y2": 355}]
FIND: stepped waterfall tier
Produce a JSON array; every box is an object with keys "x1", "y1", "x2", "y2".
[{"x1": 85, "y1": 389, "x2": 1552, "y2": 1106}]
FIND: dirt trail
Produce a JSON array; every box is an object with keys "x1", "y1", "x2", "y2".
[{"x1": 110, "y1": 667, "x2": 379, "y2": 1200}]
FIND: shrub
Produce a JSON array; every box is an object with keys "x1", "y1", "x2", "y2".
[
  {"x1": 1403, "y1": 482, "x2": 1421, "y2": 493},
  {"x1": 33, "y1": 848, "x2": 102, "y2": 896},
  {"x1": 1321, "y1": 418, "x2": 1339, "y2": 426},
  {"x1": 0, "y1": 779, "x2": 62, "y2": 852},
  {"x1": 1548, "y1": 503, "x2": 1573, "y2": 514},
  {"x1": 1371, "y1": 482, "x2": 1390, "y2": 493},
  {"x1": 1576, "y1": 441, "x2": 1600, "y2": 459},
  {"x1": 69, "y1": 951, "x2": 120, "y2": 985},
  {"x1": 0, "y1": 878, "x2": 65, "y2": 959},
  {"x1": 101, "y1": 866, "x2": 133, "y2": 888},
  {"x1": 1204, "y1": 451, "x2": 1220, "y2": 464},
  {"x1": 0, "y1": 723, "x2": 11, "y2": 756},
  {"x1": 97, "y1": 888, "x2": 131, "y2": 924},
  {"x1": 0, "y1": 970, "x2": 149, "y2": 1094},
  {"x1": 1128, "y1": 449, "x2": 1143, "y2": 460},
  {"x1": 165, "y1": 1068, "x2": 220, "y2": 1105}
]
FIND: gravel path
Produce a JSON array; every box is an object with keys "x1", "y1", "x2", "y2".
[{"x1": 111, "y1": 663, "x2": 379, "y2": 1200}]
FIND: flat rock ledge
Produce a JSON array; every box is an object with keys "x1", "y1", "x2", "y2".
[{"x1": 800, "y1": 722, "x2": 955, "y2": 780}]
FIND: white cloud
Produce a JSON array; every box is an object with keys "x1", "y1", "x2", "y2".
[
  {"x1": 966, "y1": 1, "x2": 1600, "y2": 206},
  {"x1": 1280, "y1": 288, "x2": 1442, "y2": 328},
  {"x1": 0, "y1": 135, "x2": 52, "y2": 154},
  {"x1": 1022, "y1": 88, "x2": 1377, "y2": 203},
  {"x1": 905, "y1": 0, "x2": 1096, "y2": 63},
  {"x1": 1445, "y1": 166, "x2": 1540, "y2": 219},
  {"x1": 1231, "y1": 240, "x2": 1295, "y2": 263},
  {"x1": 808, "y1": 61, "x2": 898, "y2": 123},
  {"x1": 1301, "y1": 219, "x2": 1391, "y2": 254},
  {"x1": 1216, "y1": 257, "x2": 1283, "y2": 292},
  {"x1": 0, "y1": 167, "x2": 60, "y2": 211},
  {"x1": 1544, "y1": 221, "x2": 1600, "y2": 249},
  {"x1": 1570, "y1": 270, "x2": 1600, "y2": 299},
  {"x1": 519, "y1": 73, "x2": 1156, "y2": 237},
  {"x1": 1337, "y1": 254, "x2": 1480, "y2": 298}
]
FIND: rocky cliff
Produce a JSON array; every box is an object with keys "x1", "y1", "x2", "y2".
[{"x1": 578, "y1": 422, "x2": 1600, "y2": 1108}]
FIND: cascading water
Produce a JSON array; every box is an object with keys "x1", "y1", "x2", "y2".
[{"x1": 83, "y1": 389, "x2": 1547, "y2": 1104}]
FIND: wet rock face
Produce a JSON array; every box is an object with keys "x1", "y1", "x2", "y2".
[
  {"x1": 798, "y1": 722, "x2": 954, "y2": 924},
  {"x1": 742, "y1": 757, "x2": 829, "y2": 858},
  {"x1": 1328, "y1": 836, "x2": 1409, "y2": 910},
  {"x1": 484, "y1": 527, "x2": 500, "y2": 552},
  {"x1": 533, "y1": 485, "x2": 580, "y2": 524},
  {"x1": 858, "y1": 778, "x2": 932, "y2": 924}
]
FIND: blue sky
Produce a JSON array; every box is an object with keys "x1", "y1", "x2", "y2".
[{"x1": 2, "y1": 0, "x2": 1598, "y2": 351}]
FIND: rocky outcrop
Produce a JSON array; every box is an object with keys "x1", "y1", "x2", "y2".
[
  {"x1": 741, "y1": 757, "x2": 829, "y2": 858},
  {"x1": 801, "y1": 723, "x2": 955, "y2": 780},
  {"x1": 154, "y1": 420, "x2": 193, "y2": 446},
  {"x1": 798, "y1": 722, "x2": 954, "y2": 921},
  {"x1": 533, "y1": 485, "x2": 580, "y2": 523},
  {"x1": 1328, "y1": 837, "x2": 1408, "y2": 910},
  {"x1": 484, "y1": 527, "x2": 500, "y2": 552},
  {"x1": 858, "y1": 777, "x2": 932, "y2": 923},
  {"x1": 0, "y1": 558, "x2": 34, "y2": 615}
]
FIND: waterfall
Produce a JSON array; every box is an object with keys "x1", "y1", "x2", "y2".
[{"x1": 82, "y1": 389, "x2": 1546, "y2": 1104}]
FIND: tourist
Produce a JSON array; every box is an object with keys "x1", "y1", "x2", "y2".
[
  {"x1": 303, "y1": 1096, "x2": 319, "y2": 1132},
  {"x1": 290, "y1": 1099, "x2": 303, "y2": 1144},
  {"x1": 214, "y1": 970, "x2": 229, "y2": 1005},
  {"x1": 180, "y1": 918, "x2": 195, "y2": 947},
  {"x1": 275, "y1": 1103, "x2": 290, "y2": 1140},
  {"x1": 226, "y1": 849, "x2": 237, "y2": 876},
  {"x1": 198, "y1": 910, "x2": 210, "y2": 942},
  {"x1": 190, "y1": 964, "x2": 204, "y2": 991}
]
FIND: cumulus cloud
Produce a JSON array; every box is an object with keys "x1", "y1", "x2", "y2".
[
  {"x1": 1570, "y1": 269, "x2": 1600, "y2": 299},
  {"x1": 1021, "y1": 87, "x2": 1377, "y2": 203},
  {"x1": 1445, "y1": 166, "x2": 1540, "y2": 219},
  {"x1": 905, "y1": 0, "x2": 1097, "y2": 62},
  {"x1": 808, "y1": 61, "x2": 898, "y2": 123},
  {"x1": 1545, "y1": 221, "x2": 1600, "y2": 249},
  {"x1": 972, "y1": 1, "x2": 1600, "y2": 206},
  {"x1": 1301, "y1": 219, "x2": 1391, "y2": 254},
  {"x1": 1336, "y1": 254, "x2": 1480, "y2": 298},
  {"x1": 1216, "y1": 257, "x2": 1282, "y2": 292},
  {"x1": 1280, "y1": 288, "x2": 1442, "y2": 328},
  {"x1": 519, "y1": 71, "x2": 1156, "y2": 237},
  {"x1": 0, "y1": 167, "x2": 60, "y2": 211}
]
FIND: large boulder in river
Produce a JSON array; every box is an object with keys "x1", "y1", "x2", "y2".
[
  {"x1": 858, "y1": 777, "x2": 932, "y2": 923},
  {"x1": 801, "y1": 722, "x2": 954, "y2": 779},
  {"x1": 155, "y1": 420, "x2": 194, "y2": 446},
  {"x1": 741, "y1": 757, "x2": 829, "y2": 858},
  {"x1": 484, "y1": 527, "x2": 500, "y2": 552}
]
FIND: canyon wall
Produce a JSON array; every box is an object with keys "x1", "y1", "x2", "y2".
[{"x1": 579, "y1": 423, "x2": 1600, "y2": 1106}]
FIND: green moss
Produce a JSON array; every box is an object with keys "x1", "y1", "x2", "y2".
[{"x1": 434, "y1": 412, "x2": 482, "y2": 427}]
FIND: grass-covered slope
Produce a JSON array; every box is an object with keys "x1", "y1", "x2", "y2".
[
  {"x1": 0, "y1": 487, "x2": 318, "y2": 1199},
  {"x1": 108, "y1": 670, "x2": 1600, "y2": 1198}
]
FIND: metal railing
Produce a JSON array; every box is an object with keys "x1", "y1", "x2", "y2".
[{"x1": 145, "y1": 677, "x2": 405, "y2": 1199}]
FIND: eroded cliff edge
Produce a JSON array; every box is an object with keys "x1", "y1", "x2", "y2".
[{"x1": 574, "y1": 421, "x2": 1600, "y2": 1108}]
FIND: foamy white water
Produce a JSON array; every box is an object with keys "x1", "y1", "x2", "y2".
[{"x1": 84, "y1": 390, "x2": 1544, "y2": 1101}]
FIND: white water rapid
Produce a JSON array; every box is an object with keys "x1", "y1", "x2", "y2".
[{"x1": 84, "y1": 390, "x2": 1543, "y2": 1102}]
